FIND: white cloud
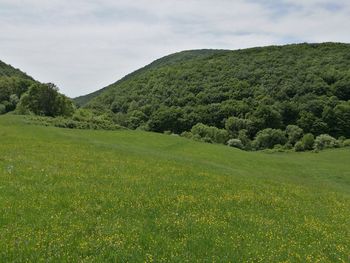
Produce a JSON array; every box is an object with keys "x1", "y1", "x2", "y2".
[{"x1": 0, "y1": 0, "x2": 349, "y2": 97}]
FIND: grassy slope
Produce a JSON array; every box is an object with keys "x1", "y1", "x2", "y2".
[{"x1": 0, "y1": 115, "x2": 349, "y2": 262}]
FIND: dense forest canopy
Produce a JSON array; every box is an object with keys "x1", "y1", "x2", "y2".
[
  {"x1": 81, "y1": 43, "x2": 350, "y2": 145},
  {"x1": 0, "y1": 60, "x2": 36, "y2": 114}
]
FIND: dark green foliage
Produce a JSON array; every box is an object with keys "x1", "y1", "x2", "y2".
[
  {"x1": 333, "y1": 74, "x2": 350, "y2": 100},
  {"x1": 253, "y1": 105, "x2": 282, "y2": 130},
  {"x1": 17, "y1": 83, "x2": 75, "y2": 117},
  {"x1": 148, "y1": 107, "x2": 187, "y2": 134},
  {"x1": 225, "y1": 117, "x2": 252, "y2": 137},
  {"x1": 333, "y1": 101, "x2": 350, "y2": 138},
  {"x1": 0, "y1": 61, "x2": 36, "y2": 114},
  {"x1": 81, "y1": 43, "x2": 350, "y2": 140},
  {"x1": 253, "y1": 128, "x2": 287, "y2": 149}
]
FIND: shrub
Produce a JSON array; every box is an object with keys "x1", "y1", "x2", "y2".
[
  {"x1": 237, "y1": 129, "x2": 252, "y2": 150},
  {"x1": 273, "y1": 144, "x2": 285, "y2": 152},
  {"x1": 301, "y1": 133, "x2": 315, "y2": 151},
  {"x1": 314, "y1": 134, "x2": 339, "y2": 150},
  {"x1": 286, "y1": 125, "x2": 303, "y2": 145},
  {"x1": 72, "y1": 108, "x2": 94, "y2": 121},
  {"x1": 0, "y1": 103, "x2": 5, "y2": 114},
  {"x1": 227, "y1": 139, "x2": 244, "y2": 149},
  {"x1": 294, "y1": 141, "x2": 304, "y2": 152},
  {"x1": 192, "y1": 134, "x2": 202, "y2": 141},
  {"x1": 202, "y1": 136, "x2": 213, "y2": 143},
  {"x1": 283, "y1": 142, "x2": 293, "y2": 150},
  {"x1": 253, "y1": 128, "x2": 287, "y2": 149},
  {"x1": 343, "y1": 139, "x2": 350, "y2": 147},
  {"x1": 191, "y1": 123, "x2": 229, "y2": 144},
  {"x1": 23, "y1": 115, "x2": 123, "y2": 131},
  {"x1": 180, "y1": 131, "x2": 193, "y2": 139},
  {"x1": 338, "y1": 136, "x2": 346, "y2": 142}
]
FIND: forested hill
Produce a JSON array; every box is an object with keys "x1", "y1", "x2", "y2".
[
  {"x1": 80, "y1": 43, "x2": 350, "y2": 141},
  {"x1": 0, "y1": 60, "x2": 34, "y2": 80},
  {"x1": 74, "y1": 49, "x2": 228, "y2": 106},
  {"x1": 0, "y1": 60, "x2": 37, "y2": 114}
]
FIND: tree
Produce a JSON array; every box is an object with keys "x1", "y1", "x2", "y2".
[
  {"x1": 333, "y1": 75, "x2": 350, "y2": 100},
  {"x1": 297, "y1": 112, "x2": 328, "y2": 135},
  {"x1": 334, "y1": 102, "x2": 350, "y2": 138},
  {"x1": 17, "y1": 83, "x2": 74, "y2": 117},
  {"x1": 225, "y1": 117, "x2": 252, "y2": 136},
  {"x1": 253, "y1": 105, "x2": 282, "y2": 129},
  {"x1": 148, "y1": 107, "x2": 185, "y2": 133},
  {"x1": 126, "y1": 110, "x2": 147, "y2": 129}
]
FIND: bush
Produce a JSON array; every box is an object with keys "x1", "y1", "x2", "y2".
[
  {"x1": 191, "y1": 123, "x2": 229, "y2": 144},
  {"x1": 253, "y1": 128, "x2": 287, "y2": 149},
  {"x1": 300, "y1": 133, "x2": 315, "y2": 151},
  {"x1": 314, "y1": 134, "x2": 339, "y2": 150},
  {"x1": 227, "y1": 139, "x2": 244, "y2": 149},
  {"x1": 0, "y1": 103, "x2": 5, "y2": 114},
  {"x1": 338, "y1": 136, "x2": 346, "y2": 142},
  {"x1": 294, "y1": 141, "x2": 304, "y2": 152},
  {"x1": 237, "y1": 129, "x2": 252, "y2": 150},
  {"x1": 283, "y1": 142, "x2": 293, "y2": 150},
  {"x1": 273, "y1": 144, "x2": 285, "y2": 152},
  {"x1": 72, "y1": 108, "x2": 94, "y2": 121},
  {"x1": 23, "y1": 115, "x2": 123, "y2": 131},
  {"x1": 286, "y1": 125, "x2": 303, "y2": 145},
  {"x1": 343, "y1": 139, "x2": 350, "y2": 147},
  {"x1": 180, "y1": 131, "x2": 193, "y2": 139},
  {"x1": 202, "y1": 136, "x2": 213, "y2": 143}
]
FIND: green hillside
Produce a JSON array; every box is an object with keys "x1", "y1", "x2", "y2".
[
  {"x1": 0, "y1": 60, "x2": 36, "y2": 114},
  {"x1": 80, "y1": 43, "x2": 350, "y2": 142},
  {"x1": 0, "y1": 114, "x2": 349, "y2": 262},
  {"x1": 0, "y1": 60, "x2": 34, "y2": 79},
  {"x1": 74, "y1": 49, "x2": 227, "y2": 107}
]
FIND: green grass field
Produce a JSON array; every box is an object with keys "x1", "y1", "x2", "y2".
[{"x1": 0, "y1": 115, "x2": 349, "y2": 262}]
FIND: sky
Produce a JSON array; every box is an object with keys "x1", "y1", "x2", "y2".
[{"x1": 1, "y1": 0, "x2": 350, "y2": 97}]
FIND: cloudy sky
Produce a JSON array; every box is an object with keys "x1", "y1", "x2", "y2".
[{"x1": 1, "y1": 0, "x2": 349, "y2": 97}]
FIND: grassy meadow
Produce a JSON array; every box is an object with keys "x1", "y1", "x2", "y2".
[{"x1": 0, "y1": 115, "x2": 349, "y2": 262}]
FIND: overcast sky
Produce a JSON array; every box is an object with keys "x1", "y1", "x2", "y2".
[{"x1": 1, "y1": 0, "x2": 350, "y2": 97}]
